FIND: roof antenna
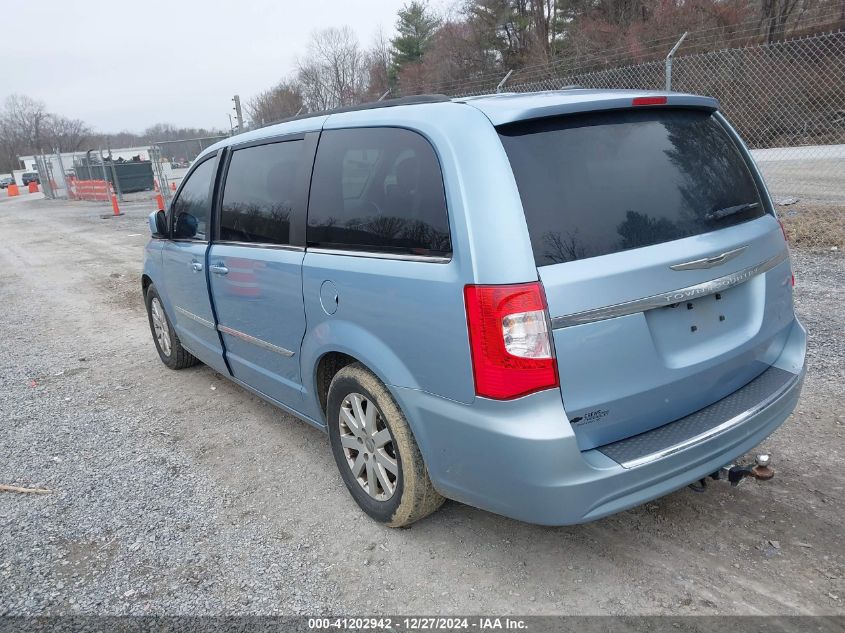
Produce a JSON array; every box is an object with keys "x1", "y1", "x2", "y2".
[
  {"x1": 377, "y1": 89, "x2": 391, "y2": 102},
  {"x1": 496, "y1": 70, "x2": 513, "y2": 93}
]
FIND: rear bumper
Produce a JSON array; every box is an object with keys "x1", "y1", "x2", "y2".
[{"x1": 396, "y1": 318, "x2": 806, "y2": 525}]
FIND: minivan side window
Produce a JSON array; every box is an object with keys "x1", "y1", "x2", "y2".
[
  {"x1": 171, "y1": 158, "x2": 215, "y2": 240},
  {"x1": 307, "y1": 128, "x2": 451, "y2": 257},
  {"x1": 219, "y1": 140, "x2": 304, "y2": 245}
]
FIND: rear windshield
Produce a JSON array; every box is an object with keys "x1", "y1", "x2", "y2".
[{"x1": 498, "y1": 109, "x2": 766, "y2": 266}]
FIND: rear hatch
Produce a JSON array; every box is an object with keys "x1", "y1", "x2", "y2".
[{"x1": 498, "y1": 106, "x2": 795, "y2": 450}]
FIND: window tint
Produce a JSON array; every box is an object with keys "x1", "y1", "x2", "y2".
[
  {"x1": 307, "y1": 128, "x2": 451, "y2": 256},
  {"x1": 171, "y1": 158, "x2": 215, "y2": 240},
  {"x1": 220, "y1": 140, "x2": 304, "y2": 245},
  {"x1": 498, "y1": 109, "x2": 766, "y2": 266}
]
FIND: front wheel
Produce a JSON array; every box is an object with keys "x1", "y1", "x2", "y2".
[
  {"x1": 327, "y1": 363, "x2": 444, "y2": 527},
  {"x1": 144, "y1": 284, "x2": 199, "y2": 370}
]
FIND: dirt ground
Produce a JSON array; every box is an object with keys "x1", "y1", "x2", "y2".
[{"x1": 0, "y1": 195, "x2": 843, "y2": 616}]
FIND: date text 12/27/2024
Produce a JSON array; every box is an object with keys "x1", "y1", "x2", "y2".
[{"x1": 308, "y1": 617, "x2": 528, "y2": 630}]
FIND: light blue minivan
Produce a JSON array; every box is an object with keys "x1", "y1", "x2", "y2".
[{"x1": 143, "y1": 90, "x2": 806, "y2": 527}]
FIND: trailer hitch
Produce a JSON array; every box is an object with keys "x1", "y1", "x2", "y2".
[
  {"x1": 689, "y1": 454, "x2": 774, "y2": 492},
  {"x1": 717, "y1": 453, "x2": 775, "y2": 485}
]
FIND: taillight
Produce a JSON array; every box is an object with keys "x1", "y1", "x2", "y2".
[
  {"x1": 632, "y1": 96, "x2": 668, "y2": 106},
  {"x1": 464, "y1": 282, "x2": 559, "y2": 400},
  {"x1": 777, "y1": 219, "x2": 795, "y2": 286}
]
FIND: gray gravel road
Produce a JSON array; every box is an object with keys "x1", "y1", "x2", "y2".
[{"x1": 1, "y1": 196, "x2": 843, "y2": 616}]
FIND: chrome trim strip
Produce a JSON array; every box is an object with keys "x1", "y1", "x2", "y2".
[
  {"x1": 551, "y1": 250, "x2": 789, "y2": 329},
  {"x1": 307, "y1": 247, "x2": 451, "y2": 264},
  {"x1": 175, "y1": 306, "x2": 215, "y2": 329},
  {"x1": 620, "y1": 369, "x2": 802, "y2": 469},
  {"x1": 669, "y1": 245, "x2": 748, "y2": 271},
  {"x1": 217, "y1": 324, "x2": 295, "y2": 357},
  {"x1": 216, "y1": 240, "x2": 305, "y2": 252}
]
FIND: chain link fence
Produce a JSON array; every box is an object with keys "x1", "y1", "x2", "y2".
[
  {"x1": 32, "y1": 152, "x2": 69, "y2": 199},
  {"x1": 444, "y1": 30, "x2": 845, "y2": 251},
  {"x1": 39, "y1": 32, "x2": 841, "y2": 250},
  {"x1": 151, "y1": 136, "x2": 227, "y2": 204},
  {"x1": 31, "y1": 135, "x2": 228, "y2": 206}
]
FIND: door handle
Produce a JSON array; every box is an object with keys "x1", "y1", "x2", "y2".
[
  {"x1": 190, "y1": 260, "x2": 203, "y2": 272},
  {"x1": 209, "y1": 263, "x2": 229, "y2": 275}
]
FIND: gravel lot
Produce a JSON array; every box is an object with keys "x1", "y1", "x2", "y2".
[{"x1": 1, "y1": 195, "x2": 843, "y2": 616}]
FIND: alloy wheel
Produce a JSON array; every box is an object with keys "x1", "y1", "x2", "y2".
[
  {"x1": 338, "y1": 393, "x2": 398, "y2": 501},
  {"x1": 150, "y1": 297, "x2": 172, "y2": 357}
]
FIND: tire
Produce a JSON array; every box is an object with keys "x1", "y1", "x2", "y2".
[
  {"x1": 327, "y1": 363, "x2": 444, "y2": 527},
  {"x1": 144, "y1": 284, "x2": 199, "y2": 370}
]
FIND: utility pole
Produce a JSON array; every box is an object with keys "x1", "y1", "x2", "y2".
[{"x1": 232, "y1": 95, "x2": 244, "y2": 133}]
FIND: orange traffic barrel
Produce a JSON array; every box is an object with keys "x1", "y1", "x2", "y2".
[
  {"x1": 7, "y1": 183, "x2": 19, "y2": 196},
  {"x1": 28, "y1": 181, "x2": 39, "y2": 193}
]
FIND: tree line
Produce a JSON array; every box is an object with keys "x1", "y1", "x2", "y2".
[
  {"x1": 3, "y1": 0, "x2": 839, "y2": 172},
  {"x1": 246, "y1": 0, "x2": 843, "y2": 126},
  {"x1": 0, "y1": 95, "x2": 225, "y2": 173}
]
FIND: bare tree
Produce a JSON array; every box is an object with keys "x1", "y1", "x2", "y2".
[
  {"x1": 297, "y1": 59, "x2": 335, "y2": 111},
  {"x1": 0, "y1": 92, "x2": 226, "y2": 172},
  {"x1": 406, "y1": 19, "x2": 499, "y2": 94},
  {"x1": 463, "y1": 0, "x2": 552, "y2": 69},
  {"x1": 0, "y1": 95, "x2": 49, "y2": 157},
  {"x1": 365, "y1": 27, "x2": 393, "y2": 100},
  {"x1": 0, "y1": 95, "x2": 52, "y2": 172},
  {"x1": 760, "y1": 0, "x2": 807, "y2": 42},
  {"x1": 297, "y1": 27, "x2": 369, "y2": 111},
  {"x1": 246, "y1": 79, "x2": 305, "y2": 126},
  {"x1": 45, "y1": 115, "x2": 92, "y2": 152}
]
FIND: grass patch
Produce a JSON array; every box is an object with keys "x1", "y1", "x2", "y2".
[{"x1": 778, "y1": 203, "x2": 844, "y2": 250}]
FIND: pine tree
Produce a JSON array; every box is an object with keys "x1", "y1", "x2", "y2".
[{"x1": 390, "y1": 1, "x2": 441, "y2": 81}]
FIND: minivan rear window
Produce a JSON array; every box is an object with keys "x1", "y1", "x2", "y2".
[{"x1": 498, "y1": 109, "x2": 766, "y2": 266}]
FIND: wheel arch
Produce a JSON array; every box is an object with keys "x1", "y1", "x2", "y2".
[
  {"x1": 314, "y1": 351, "x2": 358, "y2": 419},
  {"x1": 302, "y1": 322, "x2": 421, "y2": 423}
]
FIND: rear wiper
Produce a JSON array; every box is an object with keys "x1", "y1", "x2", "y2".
[{"x1": 705, "y1": 202, "x2": 759, "y2": 221}]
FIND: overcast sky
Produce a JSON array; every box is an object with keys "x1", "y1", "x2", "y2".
[{"x1": 2, "y1": 0, "x2": 426, "y2": 134}]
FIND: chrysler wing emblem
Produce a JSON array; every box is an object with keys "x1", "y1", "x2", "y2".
[{"x1": 670, "y1": 245, "x2": 748, "y2": 271}]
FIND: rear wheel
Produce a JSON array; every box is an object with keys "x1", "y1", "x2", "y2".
[
  {"x1": 144, "y1": 284, "x2": 199, "y2": 370},
  {"x1": 327, "y1": 363, "x2": 444, "y2": 527}
]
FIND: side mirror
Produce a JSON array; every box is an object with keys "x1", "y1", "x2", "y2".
[
  {"x1": 174, "y1": 212, "x2": 198, "y2": 239},
  {"x1": 148, "y1": 210, "x2": 168, "y2": 237}
]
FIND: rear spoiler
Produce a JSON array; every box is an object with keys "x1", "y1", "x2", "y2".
[{"x1": 462, "y1": 91, "x2": 719, "y2": 126}]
